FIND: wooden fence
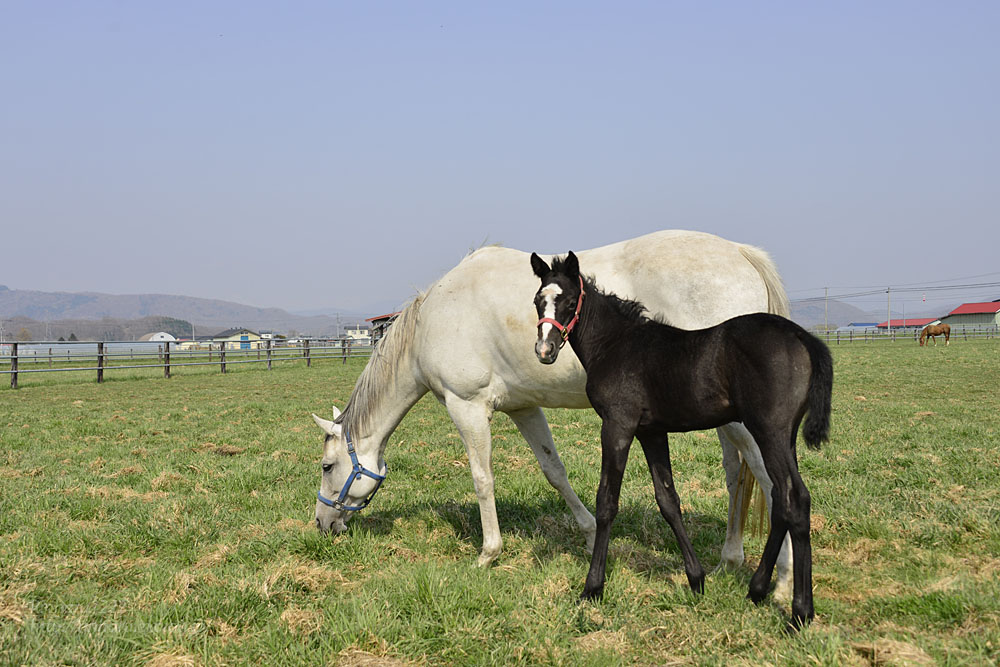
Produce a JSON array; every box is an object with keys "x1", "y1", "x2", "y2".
[
  {"x1": 0, "y1": 339, "x2": 374, "y2": 389},
  {"x1": 815, "y1": 326, "x2": 998, "y2": 345}
]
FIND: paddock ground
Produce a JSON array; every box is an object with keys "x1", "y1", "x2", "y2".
[{"x1": 2, "y1": 341, "x2": 998, "y2": 664}]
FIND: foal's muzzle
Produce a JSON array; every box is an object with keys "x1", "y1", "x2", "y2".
[{"x1": 535, "y1": 337, "x2": 559, "y2": 364}]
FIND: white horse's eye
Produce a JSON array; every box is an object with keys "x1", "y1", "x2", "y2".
[{"x1": 322, "y1": 463, "x2": 334, "y2": 473}]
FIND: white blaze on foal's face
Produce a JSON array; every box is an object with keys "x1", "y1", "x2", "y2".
[{"x1": 538, "y1": 282, "x2": 563, "y2": 339}]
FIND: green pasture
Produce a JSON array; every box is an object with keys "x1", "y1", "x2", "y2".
[{"x1": 1, "y1": 341, "x2": 998, "y2": 665}]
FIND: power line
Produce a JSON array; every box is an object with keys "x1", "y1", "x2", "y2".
[{"x1": 791, "y1": 280, "x2": 1000, "y2": 305}]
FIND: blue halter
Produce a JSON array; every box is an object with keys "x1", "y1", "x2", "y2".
[{"x1": 317, "y1": 426, "x2": 386, "y2": 512}]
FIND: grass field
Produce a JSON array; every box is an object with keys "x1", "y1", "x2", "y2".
[{"x1": 2, "y1": 340, "x2": 998, "y2": 665}]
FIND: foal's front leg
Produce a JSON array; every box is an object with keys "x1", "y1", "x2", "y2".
[
  {"x1": 582, "y1": 418, "x2": 634, "y2": 600},
  {"x1": 638, "y1": 433, "x2": 705, "y2": 594}
]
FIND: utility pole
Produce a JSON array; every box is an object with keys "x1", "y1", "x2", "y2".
[
  {"x1": 886, "y1": 287, "x2": 891, "y2": 336},
  {"x1": 824, "y1": 287, "x2": 829, "y2": 331}
]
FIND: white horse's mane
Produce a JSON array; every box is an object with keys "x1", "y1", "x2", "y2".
[{"x1": 337, "y1": 293, "x2": 425, "y2": 436}]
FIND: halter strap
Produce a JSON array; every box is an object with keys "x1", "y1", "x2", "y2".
[
  {"x1": 537, "y1": 275, "x2": 585, "y2": 347},
  {"x1": 317, "y1": 426, "x2": 386, "y2": 512}
]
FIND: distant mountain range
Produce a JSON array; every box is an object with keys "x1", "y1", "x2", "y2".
[
  {"x1": 790, "y1": 298, "x2": 949, "y2": 330},
  {"x1": 0, "y1": 285, "x2": 370, "y2": 339},
  {"x1": 0, "y1": 283, "x2": 969, "y2": 342}
]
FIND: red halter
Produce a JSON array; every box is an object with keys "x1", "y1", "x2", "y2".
[{"x1": 537, "y1": 276, "x2": 585, "y2": 348}]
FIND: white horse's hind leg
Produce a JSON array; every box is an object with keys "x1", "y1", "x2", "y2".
[
  {"x1": 444, "y1": 394, "x2": 503, "y2": 567},
  {"x1": 717, "y1": 429, "x2": 747, "y2": 571},
  {"x1": 507, "y1": 407, "x2": 597, "y2": 553},
  {"x1": 717, "y1": 423, "x2": 794, "y2": 603}
]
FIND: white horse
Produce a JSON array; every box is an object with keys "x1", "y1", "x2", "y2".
[{"x1": 311, "y1": 230, "x2": 795, "y2": 599}]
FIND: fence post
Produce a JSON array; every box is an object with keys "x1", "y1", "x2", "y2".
[
  {"x1": 305, "y1": 339, "x2": 311, "y2": 367},
  {"x1": 10, "y1": 342, "x2": 17, "y2": 389},
  {"x1": 342, "y1": 340, "x2": 348, "y2": 365},
  {"x1": 266, "y1": 340, "x2": 272, "y2": 370},
  {"x1": 164, "y1": 341, "x2": 171, "y2": 379},
  {"x1": 97, "y1": 342, "x2": 104, "y2": 383},
  {"x1": 49, "y1": 347, "x2": 53, "y2": 368},
  {"x1": 220, "y1": 343, "x2": 227, "y2": 374}
]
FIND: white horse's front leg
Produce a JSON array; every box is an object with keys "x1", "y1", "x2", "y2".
[
  {"x1": 444, "y1": 394, "x2": 502, "y2": 567},
  {"x1": 717, "y1": 423, "x2": 794, "y2": 603},
  {"x1": 507, "y1": 407, "x2": 597, "y2": 553}
]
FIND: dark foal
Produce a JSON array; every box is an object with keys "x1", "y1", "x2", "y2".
[{"x1": 531, "y1": 251, "x2": 833, "y2": 628}]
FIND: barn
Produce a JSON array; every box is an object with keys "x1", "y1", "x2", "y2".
[
  {"x1": 876, "y1": 317, "x2": 937, "y2": 332},
  {"x1": 366, "y1": 312, "x2": 400, "y2": 344},
  {"x1": 214, "y1": 328, "x2": 263, "y2": 350},
  {"x1": 139, "y1": 332, "x2": 177, "y2": 342},
  {"x1": 941, "y1": 301, "x2": 1000, "y2": 331}
]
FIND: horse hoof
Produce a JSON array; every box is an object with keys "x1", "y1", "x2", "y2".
[
  {"x1": 790, "y1": 601, "x2": 814, "y2": 629},
  {"x1": 688, "y1": 572, "x2": 706, "y2": 595},
  {"x1": 580, "y1": 586, "x2": 603, "y2": 602},
  {"x1": 747, "y1": 584, "x2": 769, "y2": 606},
  {"x1": 773, "y1": 579, "x2": 793, "y2": 604}
]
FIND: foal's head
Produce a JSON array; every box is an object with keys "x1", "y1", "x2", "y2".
[{"x1": 530, "y1": 251, "x2": 584, "y2": 364}]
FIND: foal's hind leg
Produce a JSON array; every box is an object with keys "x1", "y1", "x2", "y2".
[
  {"x1": 638, "y1": 433, "x2": 705, "y2": 594},
  {"x1": 717, "y1": 423, "x2": 794, "y2": 602},
  {"x1": 746, "y1": 432, "x2": 814, "y2": 627}
]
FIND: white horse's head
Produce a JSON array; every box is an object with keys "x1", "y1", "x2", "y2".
[{"x1": 312, "y1": 406, "x2": 387, "y2": 534}]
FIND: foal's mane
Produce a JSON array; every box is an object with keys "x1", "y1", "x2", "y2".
[
  {"x1": 549, "y1": 255, "x2": 650, "y2": 326},
  {"x1": 336, "y1": 293, "x2": 425, "y2": 437}
]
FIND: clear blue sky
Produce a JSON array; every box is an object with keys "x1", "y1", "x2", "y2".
[{"x1": 3, "y1": 2, "x2": 998, "y2": 315}]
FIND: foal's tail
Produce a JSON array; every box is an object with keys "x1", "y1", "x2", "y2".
[{"x1": 800, "y1": 331, "x2": 833, "y2": 449}]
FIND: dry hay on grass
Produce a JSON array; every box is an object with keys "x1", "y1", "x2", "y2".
[
  {"x1": 141, "y1": 646, "x2": 199, "y2": 667},
  {"x1": 259, "y1": 558, "x2": 357, "y2": 598},
  {"x1": 850, "y1": 638, "x2": 935, "y2": 666},
  {"x1": 0, "y1": 591, "x2": 31, "y2": 625},
  {"x1": 336, "y1": 649, "x2": 422, "y2": 667},
  {"x1": 194, "y1": 442, "x2": 246, "y2": 456},
  {"x1": 279, "y1": 605, "x2": 324, "y2": 636},
  {"x1": 573, "y1": 628, "x2": 629, "y2": 655},
  {"x1": 336, "y1": 633, "x2": 423, "y2": 667}
]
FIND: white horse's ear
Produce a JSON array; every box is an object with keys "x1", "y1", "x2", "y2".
[
  {"x1": 331, "y1": 405, "x2": 342, "y2": 420},
  {"x1": 312, "y1": 414, "x2": 339, "y2": 437}
]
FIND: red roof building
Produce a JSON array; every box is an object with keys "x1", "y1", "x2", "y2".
[
  {"x1": 941, "y1": 301, "x2": 1000, "y2": 329},
  {"x1": 947, "y1": 302, "x2": 1000, "y2": 316},
  {"x1": 366, "y1": 312, "x2": 401, "y2": 343},
  {"x1": 877, "y1": 318, "x2": 937, "y2": 329}
]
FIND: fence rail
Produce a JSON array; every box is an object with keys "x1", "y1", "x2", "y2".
[
  {"x1": 815, "y1": 326, "x2": 998, "y2": 345},
  {"x1": 0, "y1": 338, "x2": 374, "y2": 388}
]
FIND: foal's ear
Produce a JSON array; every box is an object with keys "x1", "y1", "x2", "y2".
[
  {"x1": 530, "y1": 252, "x2": 551, "y2": 279},
  {"x1": 565, "y1": 251, "x2": 580, "y2": 280}
]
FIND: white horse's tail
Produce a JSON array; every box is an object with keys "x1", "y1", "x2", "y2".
[
  {"x1": 738, "y1": 243, "x2": 791, "y2": 536},
  {"x1": 739, "y1": 244, "x2": 790, "y2": 318}
]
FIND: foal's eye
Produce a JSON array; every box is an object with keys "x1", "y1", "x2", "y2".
[{"x1": 322, "y1": 463, "x2": 333, "y2": 474}]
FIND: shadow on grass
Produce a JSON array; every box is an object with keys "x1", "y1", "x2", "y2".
[{"x1": 348, "y1": 495, "x2": 735, "y2": 578}]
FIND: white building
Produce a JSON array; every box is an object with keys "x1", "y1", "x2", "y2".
[{"x1": 139, "y1": 332, "x2": 177, "y2": 342}]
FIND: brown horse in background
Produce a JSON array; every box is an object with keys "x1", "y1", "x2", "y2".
[{"x1": 920, "y1": 323, "x2": 951, "y2": 346}]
